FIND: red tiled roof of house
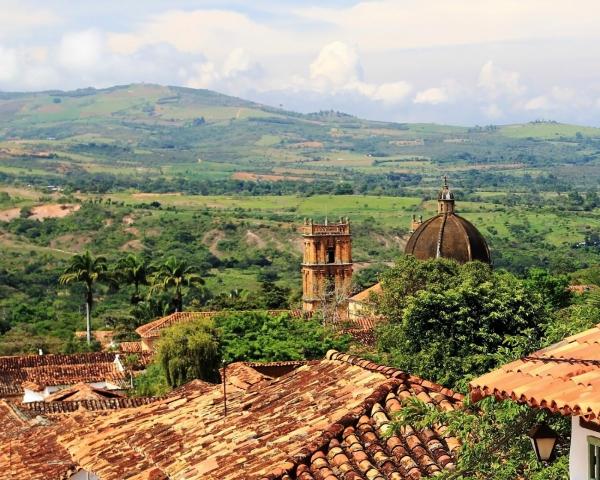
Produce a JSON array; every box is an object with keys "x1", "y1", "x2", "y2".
[
  {"x1": 349, "y1": 282, "x2": 383, "y2": 303},
  {"x1": 120, "y1": 341, "x2": 143, "y2": 353},
  {"x1": 44, "y1": 382, "x2": 125, "y2": 402},
  {"x1": 470, "y1": 323, "x2": 600, "y2": 420},
  {"x1": 20, "y1": 397, "x2": 161, "y2": 415},
  {"x1": 0, "y1": 400, "x2": 78, "y2": 479},
  {"x1": 136, "y1": 310, "x2": 298, "y2": 339},
  {"x1": 0, "y1": 351, "x2": 463, "y2": 480},
  {"x1": 0, "y1": 352, "x2": 144, "y2": 397}
]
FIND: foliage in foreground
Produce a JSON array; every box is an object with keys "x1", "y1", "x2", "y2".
[
  {"x1": 376, "y1": 257, "x2": 551, "y2": 388},
  {"x1": 134, "y1": 310, "x2": 349, "y2": 395},
  {"x1": 133, "y1": 363, "x2": 172, "y2": 397},
  {"x1": 156, "y1": 317, "x2": 222, "y2": 388},
  {"x1": 390, "y1": 396, "x2": 570, "y2": 480},
  {"x1": 215, "y1": 310, "x2": 349, "y2": 362}
]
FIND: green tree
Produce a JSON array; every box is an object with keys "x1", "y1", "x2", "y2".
[
  {"x1": 116, "y1": 254, "x2": 150, "y2": 304},
  {"x1": 524, "y1": 268, "x2": 571, "y2": 309},
  {"x1": 390, "y1": 396, "x2": 570, "y2": 480},
  {"x1": 259, "y1": 281, "x2": 290, "y2": 309},
  {"x1": 216, "y1": 311, "x2": 349, "y2": 362},
  {"x1": 149, "y1": 256, "x2": 203, "y2": 312},
  {"x1": 157, "y1": 318, "x2": 221, "y2": 387},
  {"x1": 376, "y1": 257, "x2": 548, "y2": 388},
  {"x1": 59, "y1": 250, "x2": 108, "y2": 344},
  {"x1": 133, "y1": 363, "x2": 171, "y2": 397}
]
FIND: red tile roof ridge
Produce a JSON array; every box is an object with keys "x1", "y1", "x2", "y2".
[
  {"x1": 135, "y1": 310, "x2": 298, "y2": 338},
  {"x1": 260, "y1": 371, "x2": 463, "y2": 480},
  {"x1": 241, "y1": 360, "x2": 310, "y2": 368},
  {"x1": 18, "y1": 396, "x2": 162, "y2": 415},
  {"x1": 0, "y1": 351, "x2": 120, "y2": 369},
  {"x1": 523, "y1": 354, "x2": 600, "y2": 366},
  {"x1": 256, "y1": 351, "x2": 464, "y2": 479},
  {"x1": 325, "y1": 350, "x2": 464, "y2": 400}
]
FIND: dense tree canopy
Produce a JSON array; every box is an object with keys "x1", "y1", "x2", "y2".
[
  {"x1": 215, "y1": 311, "x2": 348, "y2": 362},
  {"x1": 376, "y1": 257, "x2": 550, "y2": 388}
]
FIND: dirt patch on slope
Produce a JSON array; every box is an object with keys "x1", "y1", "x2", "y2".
[
  {"x1": 29, "y1": 204, "x2": 80, "y2": 220},
  {"x1": 202, "y1": 229, "x2": 225, "y2": 256},
  {"x1": 245, "y1": 230, "x2": 266, "y2": 248},
  {"x1": 0, "y1": 208, "x2": 21, "y2": 222},
  {"x1": 120, "y1": 239, "x2": 144, "y2": 252},
  {"x1": 231, "y1": 172, "x2": 306, "y2": 182}
]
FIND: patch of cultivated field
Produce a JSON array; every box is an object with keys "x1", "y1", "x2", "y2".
[{"x1": 500, "y1": 123, "x2": 600, "y2": 139}]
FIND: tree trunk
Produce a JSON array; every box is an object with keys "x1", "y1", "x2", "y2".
[
  {"x1": 86, "y1": 301, "x2": 91, "y2": 345},
  {"x1": 86, "y1": 285, "x2": 93, "y2": 345}
]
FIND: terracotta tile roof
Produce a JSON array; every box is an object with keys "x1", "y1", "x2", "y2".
[
  {"x1": 0, "y1": 400, "x2": 77, "y2": 480},
  {"x1": 470, "y1": 322, "x2": 600, "y2": 420},
  {"x1": 223, "y1": 362, "x2": 273, "y2": 391},
  {"x1": 136, "y1": 310, "x2": 299, "y2": 339},
  {"x1": 20, "y1": 397, "x2": 161, "y2": 415},
  {"x1": 120, "y1": 341, "x2": 143, "y2": 353},
  {"x1": 0, "y1": 352, "x2": 141, "y2": 397},
  {"x1": 349, "y1": 282, "x2": 383, "y2": 303},
  {"x1": 0, "y1": 351, "x2": 463, "y2": 480},
  {"x1": 44, "y1": 382, "x2": 126, "y2": 402}
]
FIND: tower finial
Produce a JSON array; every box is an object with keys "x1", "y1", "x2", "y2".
[{"x1": 443, "y1": 175, "x2": 448, "y2": 188}]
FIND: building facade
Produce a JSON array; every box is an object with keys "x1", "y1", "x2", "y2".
[{"x1": 300, "y1": 218, "x2": 353, "y2": 315}]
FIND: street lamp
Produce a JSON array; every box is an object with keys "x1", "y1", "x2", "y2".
[{"x1": 528, "y1": 422, "x2": 558, "y2": 463}]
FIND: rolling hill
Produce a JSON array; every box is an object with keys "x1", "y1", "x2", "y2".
[{"x1": 2, "y1": 83, "x2": 600, "y2": 193}]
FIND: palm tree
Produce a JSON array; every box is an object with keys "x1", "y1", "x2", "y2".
[
  {"x1": 149, "y1": 257, "x2": 203, "y2": 312},
  {"x1": 116, "y1": 254, "x2": 150, "y2": 304},
  {"x1": 59, "y1": 250, "x2": 108, "y2": 344}
]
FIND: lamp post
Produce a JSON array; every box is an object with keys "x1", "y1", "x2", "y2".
[{"x1": 528, "y1": 422, "x2": 559, "y2": 463}]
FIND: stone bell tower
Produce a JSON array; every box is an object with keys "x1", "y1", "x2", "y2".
[{"x1": 300, "y1": 217, "x2": 353, "y2": 316}]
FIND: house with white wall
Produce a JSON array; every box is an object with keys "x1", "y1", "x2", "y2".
[
  {"x1": 470, "y1": 323, "x2": 600, "y2": 479},
  {"x1": 0, "y1": 352, "x2": 139, "y2": 403}
]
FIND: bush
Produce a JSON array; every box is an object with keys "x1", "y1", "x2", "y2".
[{"x1": 157, "y1": 318, "x2": 221, "y2": 387}]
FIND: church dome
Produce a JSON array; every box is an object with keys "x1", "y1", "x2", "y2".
[{"x1": 405, "y1": 178, "x2": 491, "y2": 264}]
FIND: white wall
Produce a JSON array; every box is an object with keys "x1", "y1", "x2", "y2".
[
  {"x1": 22, "y1": 388, "x2": 45, "y2": 403},
  {"x1": 570, "y1": 416, "x2": 600, "y2": 480},
  {"x1": 69, "y1": 470, "x2": 100, "y2": 480}
]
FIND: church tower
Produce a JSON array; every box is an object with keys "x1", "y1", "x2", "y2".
[{"x1": 300, "y1": 218, "x2": 353, "y2": 315}]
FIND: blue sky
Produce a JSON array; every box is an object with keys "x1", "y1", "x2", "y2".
[{"x1": 3, "y1": 0, "x2": 600, "y2": 125}]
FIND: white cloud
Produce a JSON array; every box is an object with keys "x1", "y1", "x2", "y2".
[
  {"x1": 551, "y1": 86, "x2": 576, "y2": 103},
  {"x1": 58, "y1": 30, "x2": 105, "y2": 71},
  {"x1": 310, "y1": 41, "x2": 361, "y2": 89},
  {"x1": 306, "y1": 42, "x2": 411, "y2": 104},
  {"x1": 0, "y1": 2, "x2": 60, "y2": 38},
  {"x1": 186, "y1": 62, "x2": 220, "y2": 89},
  {"x1": 482, "y1": 103, "x2": 503, "y2": 119},
  {"x1": 0, "y1": 46, "x2": 18, "y2": 81},
  {"x1": 523, "y1": 96, "x2": 550, "y2": 110},
  {"x1": 294, "y1": 1, "x2": 600, "y2": 52},
  {"x1": 478, "y1": 61, "x2": 524, "y2": 98},
  {"x1": 222, "y1": 48, "x2": 261, "y2": 79},
  {"x1": 370, "y1": 81, "x2": 412, "y2": 103},
  {"x1": 414, "y1": 87, "x2": 449, "y2": 105},
  {"x1": 107, "y1": 10, "x2": 294, "y2": 59}
]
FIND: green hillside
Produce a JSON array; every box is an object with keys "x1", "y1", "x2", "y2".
[
  {"x1": 2, "y1": 83, "x2": 600, "y2": 194},
  {"x1": 1, "y1": 84, "x2": 600, "y2": 354}
]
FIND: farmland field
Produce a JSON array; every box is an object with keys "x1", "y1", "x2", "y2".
[{"x1": 1, "y1": 83, "x2": 600, "y2": 353}]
